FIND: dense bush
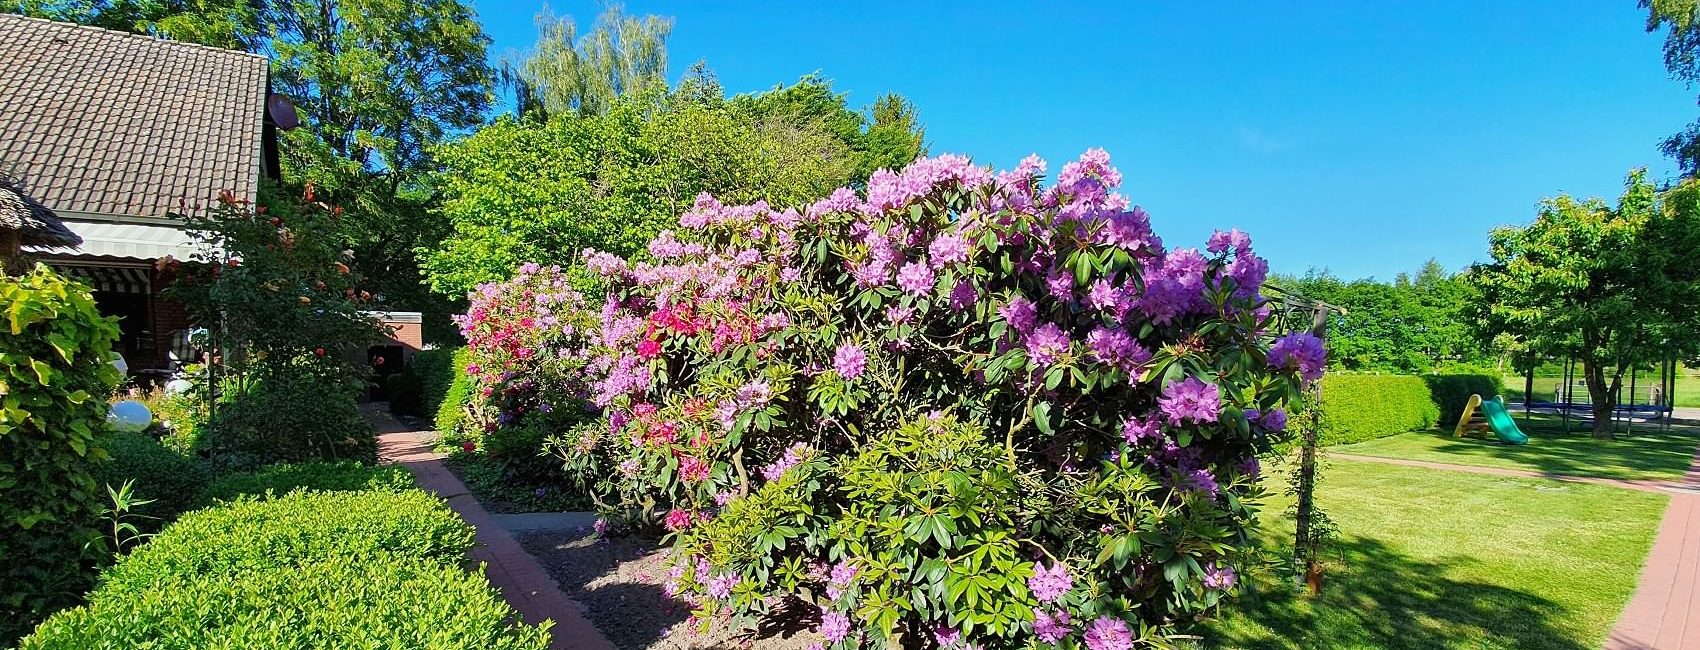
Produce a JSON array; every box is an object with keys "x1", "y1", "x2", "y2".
[
  {"x1": 415, "y1": 347, "x2": 462, "y2": 417},
  {"x1": 199, "y1": 363, "x2": 376, "y2": 468},
  {"x1": 196, "y1": 460, "x2": 413, "y2": 507},
  {"x1": 438, "y1": 347, "x2": 477, "y2": 435},
  {"x1": 20, "y1": 489, "x2": 547, "y2": 649},
  {"x1": 387, "y1": 370, "x2": 425, "y2": 415},
  {"x1": 474, "y1": 152, "x2": 1322, "y2": 647},
  {"x1": 146, "y1": 388, "x2": 209, "y2": 455},
  {"x1": 1422, "y1": 373, "x2": 1505, "y2": 425},
  {"x1": 94, "y1": 433, "x2": 209, "y2": 526},
  {"x1": 0, "y1": 265, "x2": 122, "y2": 641},
  {"x1": 1316, "y1": 374, "x2": 1439, "y2": 445}
]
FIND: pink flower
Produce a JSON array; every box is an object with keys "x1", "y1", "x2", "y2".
[
  {"x1": 834, "y1": 343, "x2": 867, "y2": 379},
  {"x1": 929, "y1": 232, "x2": 971, "y2": 267},
  {"x1": 1083, "y1": 616, "x2": 1132, "y2": 650},
  {"x1": 679, "y1": 455, "x2": 710, "y2": 483},
  {"x1": 708, "y1": 572, "x2": 738, "y2": 599},
  {"x1": 1028, "y1": 562, "x2": 1072, "y2": 603},
  {"x1": 818, "y1": 611, "x2": 850, "y2": 642},
  {"x1": 896, "y1": 258, "x2": 936, "y2": 296},
  {"x1": 664, "y1": 508, "x2": 694, "y2": 531},
  {"x1": 636, "y1": 338, "x2": 662, "y2": 359},
  {"x1": 1034, "y1": 608, "x2": 1072, "y2": 644}
]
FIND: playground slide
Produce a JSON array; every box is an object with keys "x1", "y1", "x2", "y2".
[{"x1": 1478, "y1": 396, "x2": 1530, "y2": 445}]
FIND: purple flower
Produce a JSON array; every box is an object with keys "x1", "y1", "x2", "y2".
[
  {"x1": 1269, "y1": 332, "x2": 1326, "y2": 384},
  {"x1": 886, "y1": 304, "x2": 915, "y2": 325},
  {"x1": 897, "y1": 257, "x2": 936, "y2": 296},
  {"x1": 780, "y1": 266, "x2": 803, "y2": 283},
  {"x1": 1025, "y1": 323, "x2": 1071, "y2": 367},
  {"x1": 834, "y1": 343, "x2": 867, "y2": 379},
  {"x1": 818, "y1": 611, "x2": 850, "y2": 643},
  {"x1": 1028, "y1": 561, "x2": 1072, "y2": 603},
  {"x1": 737, "y1": 381, "x2": 773, "y2": 408},
  {"x1": 1034, "y1": 609, "x2": 1073, "y2": 644},
  {"x1": 1207, "y1": 228, "x2": 1251, "y2": 255},
  {"x1": 935, "y1": 624, "x2": 962, "y2": 647},
  {"x1": 1083, "y1": 616, "x2": 1133, "y2": 650},
  {"x1": 708, "y1": 572, "x2": 737, "y2": 599},
  {"x1": 999, "y1": 296, "x2": 1038, "y2": 333},
  {"x1": 1086, "y1": 279, "x2": 1122, "y2": 312},
  {"x1": 1238, "y1": 456, "x2": 1262, "y2": 478},
  {"x1": 929, "y1": 233, "x2": 971, "y2": 267},
  {"x1": 1121, "y1": 415, "x2": 1162, "y2": 444},
  {"x1": 829, "y1": 560, "x2": 858, "y2": 586},
  {"x1": 1158, "y1": 377, "x2": 1221, "y2": 425},
  {"x1": 1086, "y1": 326, "x2": 1151, "y2": 371},
  {"x1": 1204, "y1": 564, "x2": 1238, "y2": 590},
  {"x1": 1045, "y1": 268, "x2": 1074, "y2": 300},
  {"x1": 1257, "y1": 407, "x2": 1288, "y2": 432},
  {"x1": 1183, "y1": 468, "x2": 1220, "y2": 497},
  {"x1": 949, "y1": 280, "x2": 978, "y2": 311},
  {"x1": 593, "y1": 518, "x2": 609, "y2": 534},
  {"x1": 1099, "y1": 208, "x2": 1157, "y2": 252}
]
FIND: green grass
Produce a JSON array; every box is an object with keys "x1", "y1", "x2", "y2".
[
  {"x1": 1503, "y1": 366, "x2": 1700, "y2": 408},
  {"x1": 1207, "y1": 459, "x2": 1667, "y2": 650},
  {"x1": 1331, "y1": 416, "x2": 1700, "y2": 481}
]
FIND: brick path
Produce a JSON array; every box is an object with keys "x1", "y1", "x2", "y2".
[
  {"x1": 1334, "y1": 448, "x2": 1700, "y2": 649},
  {"x1": 362, "y1": 405, "x2": 616, "y2": 650}
]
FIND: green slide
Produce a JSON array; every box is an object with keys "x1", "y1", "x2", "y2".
[{"x1": 1478, "y1": 396, "x2": 1530, "y2": 445}]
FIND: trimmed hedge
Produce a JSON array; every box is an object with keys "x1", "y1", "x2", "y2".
[
  {"x1": 436, "y1": 347, "x2": 475, "y2": 434},
  {"x1": 94, "y1": 433, "x2": 209, "y2": 526},
  {"x1": 1317, "y1": 373, "x2": 1504, "y2": 445},
  {"x1": 386, "y1": 347, "x2": 459, "y2": 418},
  {"x1": 20, "y1": 489, "x2": 548, "y2": 649},
  {"x1": 195, "y1": 460, "x2": 413, "y2": 507},
  {"x1": 199, "y1": 369, "x2": 376, "y2": 469}
]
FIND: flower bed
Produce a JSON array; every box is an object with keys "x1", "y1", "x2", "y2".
[{"x1": 464, "y1": 150, "x2": 1322, "y2": 648}]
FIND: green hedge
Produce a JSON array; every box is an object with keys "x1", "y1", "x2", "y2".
[
  {"x1": 1, "y1": 266, "x2": 122, "y2": 642},
  {"x1": 1317, "y1": 373, "x2": 1504, "y2": 445},
  {"x1": 200, "y1": 368, "x2": 376, "y2": 469},
  {"x1": 387, "y1": 347, "x2": 459, "y2": 418},
  {"x1": 195, "y1": 460, "x2": 413, "y2": 507},
  {"x1": 1423, "y1": 374, "x2": 1506, "y2": 425},
  {"x1": 20, "y1": 489, "x2": 548, "y2": 649},
  {"x1": 437, "y1": 348, "x2": 475, "y2": 434},
  {"x1": 94, "y1": 433, "x2": 209, "y2": 527}
]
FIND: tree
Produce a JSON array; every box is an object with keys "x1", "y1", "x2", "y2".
[
  {"x1": 422, "y1": 91, "x2": 858, "y2": 296},
  {"x1": 1271, "y1": 260, "x2": 1486, "y2": 373},
  {"x1": 1643, "y1": 0, "x2": 1700, "y2": 172},
  {"x1": 0, "y1": 0, "x2": 263, "y2": 50},
  {"x1": 1471, "y1": 169, "x2": 1700, "y2": 438},
  {"x1": 731, "y1": 75, "x2": 927, "y2": 182},
  {"x1": 510, "y1": 4, "x2": 673, "y2": 118}
]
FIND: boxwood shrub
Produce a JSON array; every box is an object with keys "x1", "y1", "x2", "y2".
[
  {"x1": 1422, "y1": 373, "x2": 1506, "y2": 425},
  {"x1": 195, "y1": 460, "x2": 413, "y2": 507},
  {"x1": 94, "y1": 432, "x2": 209, "y2": 526},
  {"x1": 20, "y1": 489, "x2": 547, "y2": 650},
  {"x1": 436, "y1": 347, "x2": 475, "y2": 435},
  {"x1": 97, "y1": 489, "x2": 472, "y2": 595}
]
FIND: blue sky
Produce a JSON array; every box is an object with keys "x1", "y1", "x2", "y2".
[{"x1": 472, "y1": 1, "x2": 1694, "y2": 281}]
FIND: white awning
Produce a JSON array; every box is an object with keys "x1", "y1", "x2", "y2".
[{"x1": 26, "y1": 219, "x2": 208, "y2": 260}]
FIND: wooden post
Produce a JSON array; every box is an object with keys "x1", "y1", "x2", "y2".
[
  {"x1": 2, "y1": 227, "x2": 20, "y2": 276},
  {"x1": 1294, "y1": 306, "x2": 1330, "y2": 595}
]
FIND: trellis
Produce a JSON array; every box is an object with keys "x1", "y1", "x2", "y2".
[{"x1": 1262, "y1": 283, "x2": 1346, "y2": 594}]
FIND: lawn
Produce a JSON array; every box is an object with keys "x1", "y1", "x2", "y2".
[
  {"x1": 1502, "y1": 366, "x2": 1700, "y2": 408},
  {"x1": 1331, "y1": 416, "x2": 1700, "y2": 481},
  {"x1": 1207, "y1": 459, "x2": 1667, "y2": 650}
]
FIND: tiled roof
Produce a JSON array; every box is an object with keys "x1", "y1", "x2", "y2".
[{"x1": 0, "y1": 13, "x2": 267, "y2": 219}]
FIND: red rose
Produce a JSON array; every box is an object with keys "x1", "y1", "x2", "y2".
[
  {"x1": 461, "y1": 441, "x2": 476, "y2": 453},
  {"x1": 313, "y1": 347, "x2": 326, "y2": 357}
]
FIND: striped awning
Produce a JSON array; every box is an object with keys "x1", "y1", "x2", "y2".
[
  {"x1": 49, "y1": 263, "x2": 151, "y2": 294},
  {"x1": 25, "y1": 219, "x2": 206, "y2": 260}
]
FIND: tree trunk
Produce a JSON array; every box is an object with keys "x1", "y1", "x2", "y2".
[{"x1": 1582, "y1": 360, "x2": 1615, "y2": 439}]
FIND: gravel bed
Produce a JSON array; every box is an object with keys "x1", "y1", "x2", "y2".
[{"x1": 520, "y1": 530, "x2": 825, "y2": 650}]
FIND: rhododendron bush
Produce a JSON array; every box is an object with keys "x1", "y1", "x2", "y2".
[{"x1": 464, "y1": 150, "x2": 1324, "y2": 648}]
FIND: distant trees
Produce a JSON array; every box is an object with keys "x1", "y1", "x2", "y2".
[
  {"x1": 509, "y1": 4, "x2": 673, "y2": 118},
  {"x1": 1273, "y1": 260, "x2": 1488, "y2": 374},
  {"x1": 1471, "y1": 169, "x2": 1700, "y2": 438},
  {"x1": 1642, "y1": 0, "x2": 1700, "y2": 172}
]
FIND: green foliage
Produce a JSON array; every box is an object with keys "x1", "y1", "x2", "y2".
[
  {"x1": 512, "y1": 4, "x2": 673, "y2": 118},
  {"x1": 387, "y1": 369, "x2": 425, "y2": 416},
  {"x1": 414, "y1": 347, "x2": 461, "y2": 417},
  {"x1": 199, "y1": 365, "x2": 376, "y2": 469},
  {"x1": 0, "y1": 0, "x2": 265, "y2": 50},
  {"x1": 20, "y1": 489, "x2": 548, "y2": 650},
  {"x1": 196, "y1": 460, "x2": 414, "y2": 507},
  {"x1": 438, "y1": 347, "x2": 476, "y2": 434},
  {"x1": 1471, "y1": 170, "x2": 1700, "y2": 436},
  {"x1": 93, "y1": 433, "x2": 208, "y2": 527},
  {"x1": 92, "y1": 480, "x2": 156, "y2": 556},
  {"x1": 145, "y1": 387, "x2": 209, "y2": 456},
  {"x1": 1642, "y1": 0, "x2": 1700, "y2": 171},
  {"x1": 1273, "y1": 260, "x2": 1486, "y2": 374},
  {"x1": 731, "y1": 75, "x2": 928, "y2": 183},
  {"x1": 0, "y1": 265, "x2": 122, "y2": 641},
  {"x1": 1316, "y1": 375, "x2": 1439, "y2": 446},
  {"x1": 1420, "y1": 374, "x2": 1505, "y2": 425}
]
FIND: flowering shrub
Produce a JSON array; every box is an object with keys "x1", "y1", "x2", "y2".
[
  {"x1": 490, "y1": 150, "x2": 1323, "y2": 647},
  {"x1": 452, "y1": 265, "x2": 600, "y2": 478}
]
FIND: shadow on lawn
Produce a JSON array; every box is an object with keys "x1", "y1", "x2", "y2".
[
  {"x1": 1397, "y1": 421, "x2": 1698, "y2": 480},
  {"x1": 1212, "y1": 536, "x2": 1588, "y2": 650}
]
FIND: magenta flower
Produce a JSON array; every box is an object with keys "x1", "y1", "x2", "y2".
[
  {"x1": 929, "y1": 232, "x2": 971, "y2": 267},
  {"x1": 897, "y1": 257, "x2": 936, "y2": 295},
  {"x1": 1028, "y1": 561, "x2": 1072, "y2": 603},
  {"x1": 1083, "y1": 616, "x2": 1133, "y2": 650},
  {"x1": 1121, "y1": 415, "x2": 1161, "y2": 445},
  {"x1": 949, "y1": 280, "x2": 978, "y2": 311},
  {"x1": 834, "y1": 343, "x2": 867, "y2": 379},
  {"x1": 819, "y1": 610, "x2": 850, "y2": 643},
  {"x1": 1158, "y1": 377, "x2": 1221, "y2": 425},
  {"x1": 935, "y1": 624, "x2": 962, "y2": 648},
  {"x1": 664, "y1": 508, "x2": 694, "y2": 531},
  {"x1": 1033, "y1": 608, "x2": 1073, "y2": 644},
  {"x1": 1207, "y1": 228, "x2": 1251, "y2": 255},
  {"x1": 1045, "y1": 267, "x2": 1074, "y2": 300}
]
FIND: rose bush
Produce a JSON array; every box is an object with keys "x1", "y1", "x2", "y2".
[{"x1": 468, "y1": 150, "x2": 1323, "y2": 648}]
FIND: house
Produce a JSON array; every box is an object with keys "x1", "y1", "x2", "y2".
[{"x1": 0, "y1": 13, "x2": 278, "y2": 375}]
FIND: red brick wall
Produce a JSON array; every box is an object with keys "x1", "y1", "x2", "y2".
[{"x1": 148, "y1": 268, "x2": 192, "y2": 369}]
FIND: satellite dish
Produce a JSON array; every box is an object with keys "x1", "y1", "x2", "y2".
[{"x1": 267, "y1": 94, "x2": 299, "y2": 130}]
